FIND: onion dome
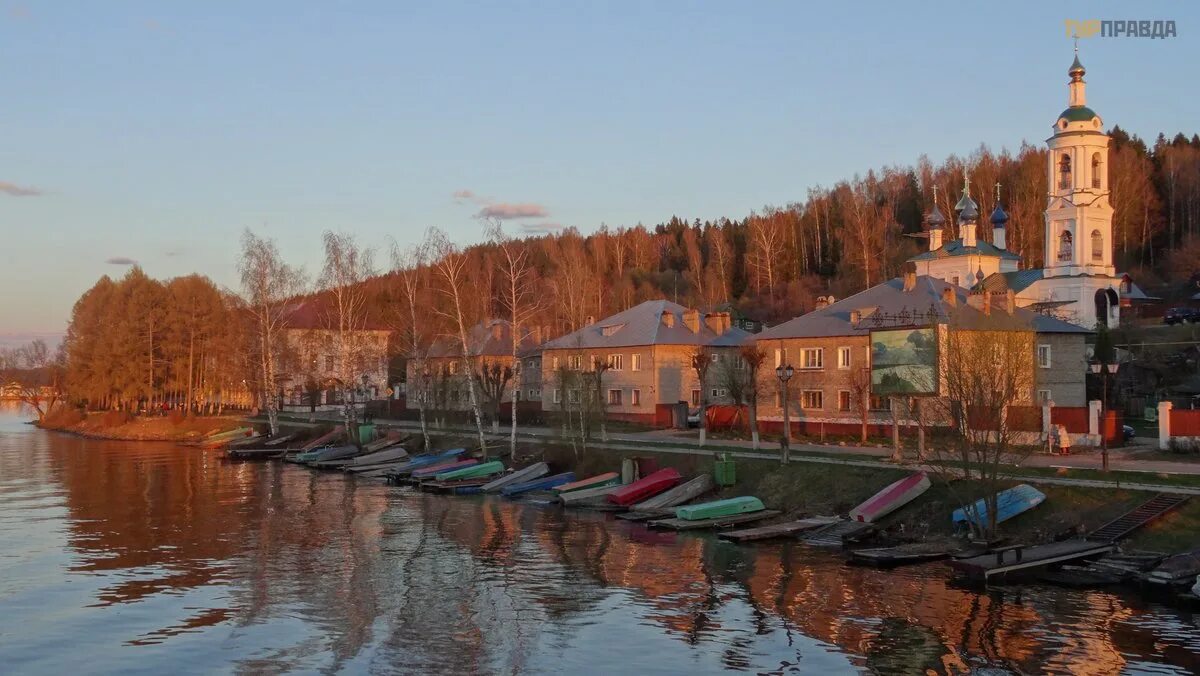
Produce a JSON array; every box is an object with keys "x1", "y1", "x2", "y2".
[
  {"x1": 925, "y1": 204, "x2": 946, "y2": 229},
  {"x1": 1069, "y1": 53, "x2": 1085, "y2": 80},
  {"x1": 955, "y1": 191, "x2": 978, "y2": 222},
  {"x1": 990, "y1": 203, "x2": 1008, "y2": 228},
  {"x1": 975, "y1": 267, "x2": 985, "y2": 282}
]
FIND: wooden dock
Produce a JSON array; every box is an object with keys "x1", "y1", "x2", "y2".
[
  {"x1": 949, "y1": 539, "x2": 1114, "y2": 582},
  {"x1": 717, "y1": 516, "x2": 841, "y2": 543},
  {"x1": 801, "y1": 520, "x2": 875, "y2": 547},
  {"x1": 648, "y1": 510, "x2": 780, "y2": 531}
]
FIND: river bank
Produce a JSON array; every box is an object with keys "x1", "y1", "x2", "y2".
[{"x1": 37, "y1": 408, "x2": 242, "y2": 441}]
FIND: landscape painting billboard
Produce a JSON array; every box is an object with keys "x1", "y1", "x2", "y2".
[{"x1": 870, "y1": 328, "x2": 937, "y2": 396}]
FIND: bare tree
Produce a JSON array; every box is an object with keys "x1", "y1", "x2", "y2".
[
  {"x1": 474, "y1": 359, "x2": 514, "y2": 434},
  {"x1": 922, "y1": 312, "x2": 1038, "y2": 540},
  {"x1": 238, "y1": 230, "x2": 306, "y2": 436},
  {"x1": 732, "y1": 345, "x2": 767, "y2": 448},
  {"x1": 487, "y1": 219, "x2": 544, "y2": 459},
  {"x1": 690, "y1": 346, "x2": 715, "y2": 447},
  {"x1": 428, "y1": 228, "x2": 489, "y2": 457},
  {"x1": 0, "y1": 340, "x2": 65, "y2": 422},
  {"x1": 849, "y1": 366, "x2": 873, "y2": 444},
  {"x1": 391, "y1": 240, "x2": 432, "y2": 451},
  {"x1": 319, "y1": 231, "x2": 376, "y2": 438}
]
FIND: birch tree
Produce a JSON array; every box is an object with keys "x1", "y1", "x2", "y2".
[
  {"x1": 319, "y1": 230, "x2": 376, "y2": 438},
  {"x1": 391, "y1": 240, "x2": 432, "y2": 451},
  {"x1": 238, "y1": 230, "x2": 306, "y2": 436},
  {"x1": 428, "y1": 228, "x2": 489, "y2": 457}
]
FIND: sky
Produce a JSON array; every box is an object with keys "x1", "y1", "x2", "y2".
[{"x1": 2, "y1": 1, "x2": 1198, "y2": 341}]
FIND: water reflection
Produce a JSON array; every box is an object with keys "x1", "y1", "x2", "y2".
[{"x1": 2, "y1": 404, "x2": 1200, "y2": 674}]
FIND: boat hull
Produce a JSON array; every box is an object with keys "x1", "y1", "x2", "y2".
[
  {"x1": 675, "y1": 496, "x2": 764, "y2": 521},
  {"x1": 608, "y1": 468, "x2": 683, "y2": 507},
  {"x1": 850, "y1": 472, "x2": 931, "y2": 523},
  {"x1": 502, "y1": 472, "x2": 576, "y2": 497},
  {"x1": 412, "y1": 459, "x2": 478, "y2": 479},
  {"x1": 480, "y1": 462, "x2": 549, "y2": 493},
  {"x1": 436, "y1": 460, "x2": 504, "y2": 481},
  {"x1": 554, "y1": 472, "x2": 620, "y2": 493},
  {"x1": 952, "y1": 484, "x2": 1046, "y2": 528}
]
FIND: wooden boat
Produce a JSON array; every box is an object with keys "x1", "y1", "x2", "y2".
[
  {"x1": 719, "y1": 516, "x2": 841, "y2": 542},
  {"x1": 436, "y1": 460, "x2": 504, "y2": 482},
  {"x1": 608, "y1": 468, "x2": 683, "y2": 507},
  {"x1": 340, "y1": 446, "x2": 409, "y2": 468},
  {"x1": 630, "y1": 474, "x2": 714, "y2": 512},
  {"x1": 850, "y1": 472, "x2": 931, "y2": 523},
  {"x1": 847, "y1": 544, "x2": 955, "y2": 567},
  {"x1": 386, "y1": 449, "x2": 466, "y2": 477},
  {"x1": 1141, "y1": 549, "x2": 1200, "y2": 586},
  {"x1": 290, "y1": 444, "x2": 358, "y2": 464},
  {"x1": 675, "y1": 496, "x2": 764, "y2": 521},
  {"x1": 480, "y1": 462, "x2": 549, "y2": 493},
  {"x1": 200, "y1": 427, "x2": 253, "y2": 448},
  {"x1": 650, "y1": 510, "x2": 781, "y2": 531},
  {"x1": 502, "y1": 472, "x2": 576, "y2": 497},
  {"x1": 554, "y1": 472, "x2": 620, "y2": 494},
  {"x1": 226, "y1": 432, "x2": 265, "y2": 449},
  {"x1": 412, "y1": 459, "x2": 478, "y2": 479},
  {"x1": 559, "y1": 484, "x2": 623, "y2": 506},
  {"x1": 952, "y1": 484, "x2": 1045, "y2": 529}
]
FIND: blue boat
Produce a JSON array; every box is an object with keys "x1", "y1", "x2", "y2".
[
  {"x1": 952, "y1": 484, "x2": 1046, "y2": 529},
  {"x1": 388, "y1": 448, "x2": 465, "y2": 475},
  {"x1": 501, "y1": 472, "x2": 576, "y2": 497}
]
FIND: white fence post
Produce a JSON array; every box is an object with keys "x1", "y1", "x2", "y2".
[
  {"x1": 1088, "y1": 400, "x2": 1102, "y2": 446},
  {"x1": 1158, "y1": 401, "x2": 1174, "y2": 451}
]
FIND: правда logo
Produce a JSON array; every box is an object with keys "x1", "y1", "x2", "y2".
[{"x1": 1066, "y1": 19, "x2": 1177, "y2": 39}]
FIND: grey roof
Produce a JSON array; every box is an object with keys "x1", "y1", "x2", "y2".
[
  {"x1": 909, "y1": 238, "x2": 1022, "y2": 262},
  {"x1": 541, "y1": 299, "x2": 751, "y2": 350},
  {"x1": 975, "y1": 269, "x2": 1045, "y2": 294},
  {"x1": 427, "y1": 319, "x2": 543, "y2": 359},
  {"x1": 754, "y1": 275, "x2": 1089, "y2": 341}
]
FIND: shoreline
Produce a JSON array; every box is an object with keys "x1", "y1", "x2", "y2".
[{"x1": 36, "y1": 413, "x2": 245, "y2": 443}]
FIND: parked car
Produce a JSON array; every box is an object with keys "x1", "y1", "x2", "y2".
[
  {"x1": 1123, "y1": 424, "x2": 1136, "y2": 443},
  {"x1": 1164, "y1": 307, "x2": 1200, "y2": 325}
]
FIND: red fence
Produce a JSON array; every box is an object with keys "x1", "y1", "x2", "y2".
[
  {"x1": 706, "y1": 405, "x2": 748, "y2": 431},
  {"x1": 1101, "y1": 410, "x2": 1124, "y2": 445},
  {"x1": 1050, "y1": 406, "x2": 1090, "y2": 434},
  {"x1": 1008, "y1": 406, "x2": 1043, "y2": 433},
  {"x1": 1171, "y1": 409, "x2": 1200, "y2": 437}
]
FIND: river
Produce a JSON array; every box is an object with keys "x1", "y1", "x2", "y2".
[{"x1": 2, "y1": 405, "x2": 1199, "y2": 674}]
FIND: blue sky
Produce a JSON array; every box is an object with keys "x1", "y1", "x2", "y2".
[{"x1": 2, "y1": 1, "x2": 1197, "y2": 338}]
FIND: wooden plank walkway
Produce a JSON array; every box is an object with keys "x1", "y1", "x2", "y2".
[
  {"x1": 802, "y1": 520, "x2": 875, "y2": 547},
  {"x1": 718, "y1": 516, "x2": 841, "y2": 543},
  {"x1": 1088, "y1": 494, "x2": 1190, "y2": 542},
  {"x1": 949, "y1": 539, "x2": 1114, "y2": 581},
  {"x1": 648, "y1": 510, "x2": 780, "y2": 531}
]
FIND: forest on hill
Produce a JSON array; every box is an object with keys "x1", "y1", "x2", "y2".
[{"x1": 48, "y1": 129, "x2": 1200, "y2": 412}]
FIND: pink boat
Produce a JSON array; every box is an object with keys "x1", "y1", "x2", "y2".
[{"x1": 849, "y1": 472, "x2": 931, "y2": 523}]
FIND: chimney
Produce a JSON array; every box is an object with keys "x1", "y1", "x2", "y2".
[
  {"x1": 585, "y1": 315, "x2": 595, "y2": 326},
  {"x1": 682, "y1": 308, "x2": 700, "y2": 333},
  {"x1": 704, "y1": 311, "x2": 731, "y2": 335},
  {"x1": 941, "y1": 287, "x2": 957, "y2": 307},
  {"x1": 530, "y1": 325, "x2": 544, "y2": 345},
  {"x1": 992, "y1": 290, "x2": 1015, "y2": 314},
  {"x1": 661, "y1": 311, "x2": 675, "y2": 328},
  {"x1": 850, "y1": 310, "x2": 861, "y2": 325},
  {"x1": 902, "y1": 263, "x2": 917, "y2": 292}
]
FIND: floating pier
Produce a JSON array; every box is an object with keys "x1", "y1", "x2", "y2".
[
  {"x1": 718, "y1": 516, "x2": 841, "y2": 543},
  {"x1": 949, "y1": 539, "x2": 1114, "y2": 582}
]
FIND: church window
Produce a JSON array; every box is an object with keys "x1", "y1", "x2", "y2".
[
  {"x1": 1058, "y1": 154, "x2": 1072, "y2": 190},
  {"x1": 1057, "y1": 231, "x2": 1073, "y2": 262},
  {"x1": 1091, "y1": 230, "x2": 1103, "y2": 261},
  {"x1": 1091, "y1": 153, "x2": 1103, "y2": 189}
]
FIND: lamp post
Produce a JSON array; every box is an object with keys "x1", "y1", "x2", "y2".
[
  {"x1": 775, "y1": 363, "x2": 794, "y2": 465},
  {"x1": 1088, "y1": 357, "x2": 1119, "y2": 472}
]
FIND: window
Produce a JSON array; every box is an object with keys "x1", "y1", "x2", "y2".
[
  {"x1": 1091, "y1": 230, "x2": 1103, "y2": 261},
  {"x1": 774, "y1": 347, "x2": 786, "y2": 368},
  {"x1": 528, "y1": 389, "x2": 538, "y2": 399},
  {"x1": 691, "y1": 389, "x2": 701, "y2": 407},
  {"x1": 568, "y1": 389, "x2": 580, "y2": 404},
  {"x1": 869, "y1": 394, "x2": 888, "y2": 411},
  {"x1": 1059, "y1": 153, "x2": 1072, "y2": 190},
  {"x1": 527, "y1": 359, "x2": 536, "y2": 369},
  {"x1": 801, "y1": 390, "x2": 823, "y2": 409},
  {"x1": 837, "y1": 346, "x2": 852, "y2": 369},
  {"x1": 607, "y1": 389, "x2": 622, "y2": 406},
  {"x1": 631, "y1": 389, "x2": 641, "y2": 406},
  {"x1": 838, "y1": 390, "x2": 853, "y2": 411},
  {"x1": 1092, "y1": 152, "x2": 1102, "y2": 189},
  {"x1": 553, "y1": 389, "x2": 562, "y2": 404},
  {"x1": 1057, "y1": 230, "x2": 1073, "y2": 262},
  {"x1": 711, "y1": 353, "x2": 720, "y2": 363},
  {"x1": 1037, "y1": 389, "x2": 1052, "y2": 405},
  {"x1": 608, "y1": 354, "x2": 623, "y2": 371},
  {"x1": 801, "y1": 348, "x2": 823, "y2": 370},
  {"x1": 569, "y1": 355, "x2": 582, "y2": 370},
  {"x1": 631, "y1": 354, "x2": 643, "y2": 371},
  {"x1": 552, "y1": 356, "x2": 560, "y2": 370},
  {"x1": 448, "y1": 360, "x2": 459, "y2": 375},
  {"x1": 1037, "y1": 344, "x2": 1052, "y2": 369}
]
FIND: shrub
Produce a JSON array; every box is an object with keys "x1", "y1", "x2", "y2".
[{"x1": 40, "y1": 405, "x2": 85, "y2": 429}]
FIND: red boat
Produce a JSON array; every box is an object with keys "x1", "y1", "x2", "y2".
[
  {"x1": 411, "y1": 459, "x2": 478, "y2": 478},
  {"x1": 607, "y1": 468, "x2": 682, "y2": 507}
]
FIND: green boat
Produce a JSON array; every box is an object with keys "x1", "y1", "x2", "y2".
[
  {"x1": 436, "y1": 460, "x2": 505, "y2": 482},
  {"x1": 675, "y1": 496, "x2": 765, "y2": 521}
]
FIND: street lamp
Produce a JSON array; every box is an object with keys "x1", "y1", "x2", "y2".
[
  {"x1": 1089, "y1": 356, "x2": 1120, "y2": 472},
  {"x1": 775, "y1": 363, "x2": 795, "y2": 465}
]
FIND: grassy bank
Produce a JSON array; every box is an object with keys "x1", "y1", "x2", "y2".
[
  {"x1": 480, "y1": 438, "x2": 1200, "y2": 554},
  {"x1": 39, "y1": 408, "x2": 241, "y2": 442}
]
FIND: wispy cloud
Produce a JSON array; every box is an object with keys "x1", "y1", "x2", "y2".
[
  {"x1": 0, "y1": 181, "x2": 41, "y2": 197},
  {"x1": 477, "y1": 202, "x2": 549, "y2": 220},
  {"x1": 519, "y1": 221, "x2": 565, "y2": 235},
  {"x1": 452, "y1": 189, "x2": 478, "y2": 204},
  {"x1": 105, "y1": 256, "x2": 137, "y2": 265}
]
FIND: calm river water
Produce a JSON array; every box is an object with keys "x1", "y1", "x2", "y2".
[{"x1": 3, "y1": 405, "x2": 1200, "y2": 675}]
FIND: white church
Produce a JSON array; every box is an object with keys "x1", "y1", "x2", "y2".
[{"x1": 910, "y1": 49, "x2": 1137, "y2": 329}]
